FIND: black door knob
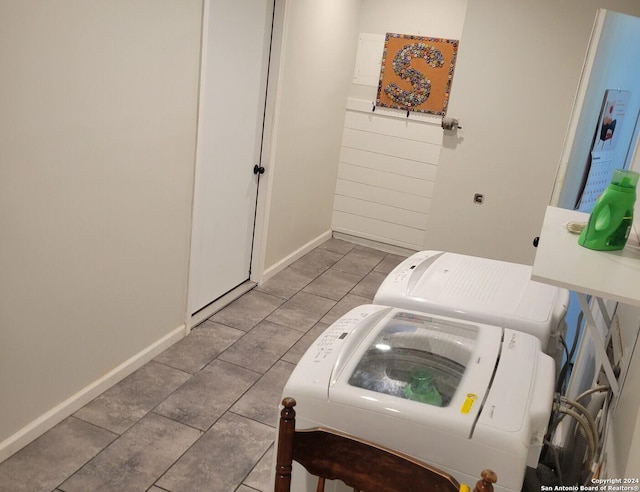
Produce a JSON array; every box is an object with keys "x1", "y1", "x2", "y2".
[
  {"x1": 533, "y1": 237, "x2": 539, "y2": 247},
  {"x1": 253, "y1": 164, "x2": 265, "y2": 175}
]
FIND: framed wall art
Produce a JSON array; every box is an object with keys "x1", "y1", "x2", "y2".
[{"x1": 376, "y1": 33, "x2": 459, "y2": 116}]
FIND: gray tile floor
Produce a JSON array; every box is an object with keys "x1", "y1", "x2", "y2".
[{"x1": 0, "y1": 239, "x2": 406, "y2": 492}]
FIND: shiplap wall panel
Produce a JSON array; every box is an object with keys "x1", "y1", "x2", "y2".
[
  {"x1": 340, "y1": 147, "x2": 438, "y2": 181},
  {"x1": 333, "y1": 211, "x2": 427, "y2": 250},
  {"x1": 343, "y1": 111, "x2": 443, "y2": 144},
  {"x1": 332, "y1": 98, "x2": 444, "y2": 250},
  {"x1": 338, "y1": 163, "x2": 434, "y2": 196},
  {"x1": 333, "y1": 195, "x2": 428, "y2": 229},
  {"x1": 346, "y1": 98, "x2": 443, "y2": 129},
  {"x1": 334, "y1": 179, "x2": 431, "y2": 213},
  {"x1": 342, "y1": 128, "x2": 441, "y2": 163}
]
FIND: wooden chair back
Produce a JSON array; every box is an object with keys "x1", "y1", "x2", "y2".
[{"x1": 274, "y1": 397, "x2": 497, "y2": 492}]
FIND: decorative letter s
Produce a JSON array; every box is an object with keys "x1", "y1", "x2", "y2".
[{"x1": 384, "y1": 43, "x2": 444, "y2": 108}]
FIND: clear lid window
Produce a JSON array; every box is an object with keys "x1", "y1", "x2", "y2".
[{"x1": 348, "y1": 312, "x2": 477, "y2": 407}]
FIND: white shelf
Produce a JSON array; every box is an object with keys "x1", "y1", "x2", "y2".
[
  {"x1": 532, "y1": 206, "x2": 640, "y2": 307},
  {"x1": 532, "y1": 206, "x2": 640, "y2": 397}
]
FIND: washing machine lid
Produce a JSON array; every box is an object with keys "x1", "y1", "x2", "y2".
[
  {"x1": 328, "y1": 308, "x2": 503, "y2": 439},
  {"x1": 374, "y1": 251, "x2": 564, "y2": 333}
]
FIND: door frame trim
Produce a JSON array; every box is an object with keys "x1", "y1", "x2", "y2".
[{"x1": 249, "y1": 0, "x2": 287, "y2": 286}]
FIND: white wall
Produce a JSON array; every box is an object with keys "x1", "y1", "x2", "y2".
[
  {"x1": 356, "y1": 0, "x2": 467, "y2": 39},
  {"x1": 262, "y1": 0, "x2": 363, "y2": 271},
  {"x1": 427, "y1": 0, "x2": 640, "y2": 265},
  {"x1": 0, "y1": 0, "x2": 202, "y2": 459},
  {"x1": 555, "y1": 10, "x2": 640, "y2": 210}
]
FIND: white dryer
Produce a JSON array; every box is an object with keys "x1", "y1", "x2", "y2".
[
  {"x1": 280, "y1": 304, "x2": 555, "y2": 492},
  {"x1": 374, "y1": 251, "x2": 570, "y2": 361}
]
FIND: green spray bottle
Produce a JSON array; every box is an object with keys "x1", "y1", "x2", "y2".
[{"x1": 578, "y1": 169, "x2": 639, "y2": 251}]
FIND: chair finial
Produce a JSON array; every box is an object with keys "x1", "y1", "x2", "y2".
[
  {"x1": 475, "y1": 469, "x2": 497, "y2": 492},
  {"x1": 282, "y1": 397, "x2": 296, "y2": 409}
]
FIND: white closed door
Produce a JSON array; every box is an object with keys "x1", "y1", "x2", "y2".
[{"x1": 189, "y1": 0, "x2": 273, "y2": 315}]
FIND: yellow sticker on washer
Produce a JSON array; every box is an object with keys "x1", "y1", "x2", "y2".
[{"x1": 460, "y1": 393, "x2": 478, "y2": 414}]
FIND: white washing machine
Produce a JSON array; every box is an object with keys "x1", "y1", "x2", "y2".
[
  {"x1": 280, "y1": 304, "x2": 555, "y2": 492},
  {"x1": 374, "y1": 251, "x2": 570, "y2": 361}
]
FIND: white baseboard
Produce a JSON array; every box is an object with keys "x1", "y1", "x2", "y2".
[
  {"x1": 261, "y1": 230, "x2": 332, "y2": 283},
  {"x1": 0, "y1": 324, "x2": 186, "y2": 463},
  {"x1": 332, "y1": 231, "x2": 418, "y2": 257}
]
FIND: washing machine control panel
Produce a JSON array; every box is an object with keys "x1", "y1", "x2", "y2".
[
  {"x1": 284, "y1": 305, "x2": 391, "y2": 400},
  {"x1": 310, "y1": 322, "x2": 351, "y2": 363},
  {"x1": 376, "y1": 251, "x2": 442, "y2": 290}
]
